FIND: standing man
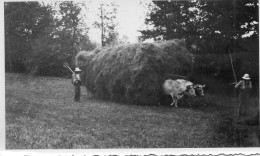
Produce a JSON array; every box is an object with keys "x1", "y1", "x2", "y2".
[
  {"x1": 235, "y1": 74, "x2": 252, "y2": 116},
  {"x1": 72, "y1": 67, "x2": 82, "y2": 102}
]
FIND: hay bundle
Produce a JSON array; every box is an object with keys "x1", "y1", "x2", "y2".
[{"x1": 75, "y1": 39, "x2": 193, "y2": 105}]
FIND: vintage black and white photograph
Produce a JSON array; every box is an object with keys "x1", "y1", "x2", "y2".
[{"x1": 4, "y1": 0, "x2": 259, "y2": 151}]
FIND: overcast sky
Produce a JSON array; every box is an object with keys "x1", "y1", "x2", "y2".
[{"x1": 85, "y1": 0, "x2": 151, "y2": 44}]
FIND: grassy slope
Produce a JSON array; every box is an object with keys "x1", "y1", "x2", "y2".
[{"x1": 5, "y1": 73, "x2": 259, "y2": 149}]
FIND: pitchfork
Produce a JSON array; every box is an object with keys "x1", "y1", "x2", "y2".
[{"x1": 63, "y1": 62, "x2": 74, "y2": 74}]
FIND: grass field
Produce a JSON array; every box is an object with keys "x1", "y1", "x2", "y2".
[{"x1": 5, "y1": 73, "x2": 259, "y2": 149}]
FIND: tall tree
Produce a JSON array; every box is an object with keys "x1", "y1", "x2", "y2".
[
  {"x1": 140, "y1": 0, "x2": 258, "y2": 53},
  {"x1": 30, "y1": 1, "x2": 90, "y2": 76},
  {"x1": 94, "y1": 2, "x2": 119, "y2": 47},
  {"x1": 5, "y1": 2, "x2": 54, "y2": 72},
  {"x1": 54, "y1": 2, "x2": 81, "y2": 55},
  {"x1": 5, "y1": 2, "x2": 96, "y2": 76}
]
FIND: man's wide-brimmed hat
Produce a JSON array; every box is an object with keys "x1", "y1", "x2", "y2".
[
  {"x1": 75, "y1": 67, "x2": 82, "y2": 72},
  {"x1": 242, "y1": 74, "x2": 250, "y2": 80}
]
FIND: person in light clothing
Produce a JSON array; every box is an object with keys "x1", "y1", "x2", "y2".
[
  {"x1": 235, "y1": 74, "x2": 252, "y2": 116},
  {"x1": 72, "y1": 67, "x2": 82, "y2": 102}
]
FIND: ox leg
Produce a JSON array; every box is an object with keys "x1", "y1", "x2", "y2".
[
  {"x1": 170, "y1": 94, "x2": 175, "y2": 106},
  {"x1": 173, "y1": 95, "x2": 178, "y2": 108},
  {"x1": 175, "y1": 99, "x2": 178, "y2": 107},
  {"x1": 170, "y1": 95, "x2": 179, "y2": 108},
  {"x1": 175, "y1": 95, "x2": 183, "y2": 108}
]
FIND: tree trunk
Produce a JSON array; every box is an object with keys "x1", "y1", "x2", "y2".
[
  {"x1": 101, "y1": 4, "x2": 104, "y2": 47},
  {"x1": 232, "y1": 0, "x2": 237, "y2": 49},
  {"x1": 7, "y1": 35, "x2": 12, "y2": 72},
  {"x1": 73, "y1": 27, "x2": 77, "y2": 54}
]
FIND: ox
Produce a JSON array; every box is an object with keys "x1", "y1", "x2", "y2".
[
  {"x1": 182, "y1": 83, "x2": 206, "y2": 107},
  {"x1": 162, "y1": 79, "x2": 196, "y2": 107},
  {"x1": 162, "y1": 79, "x2": 205, "y2": 107},
  {"x1": 177, "y1": 79, "x2": 205, "y2": 97},
  {"x1": 193, "y1": 84, "x2": 205, "y2": 97}
]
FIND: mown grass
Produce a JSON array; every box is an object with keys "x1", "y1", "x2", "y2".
[{"x1": 5, "y1": 73, "x2": 259, "y2": 149}]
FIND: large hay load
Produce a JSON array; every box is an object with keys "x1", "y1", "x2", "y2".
[{"x1": 76, "y1": 39, "x2": 193, "y2": 105}]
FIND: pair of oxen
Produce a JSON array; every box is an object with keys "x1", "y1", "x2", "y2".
[{"x1": 162, "y1": 79, "x2": 205, "y2": 107}]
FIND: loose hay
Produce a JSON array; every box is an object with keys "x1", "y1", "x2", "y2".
[{"x1": 75, "y1": 39, "x2": 193, "y2": 105}]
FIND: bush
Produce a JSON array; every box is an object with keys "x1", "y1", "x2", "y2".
[{"x1": 76, "y1": 39, "x2": 193, "y2": 105}]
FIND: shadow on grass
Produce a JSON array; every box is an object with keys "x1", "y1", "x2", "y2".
[
  {"x1": 212, "y1": 96, "x2": 260, "y2": 147},
  {"x1": 174, "y1": 93, "x2": 259, "y2": 147},
  {"x1": 83, "y1": 91, "x2": 260, "y2": 147}
]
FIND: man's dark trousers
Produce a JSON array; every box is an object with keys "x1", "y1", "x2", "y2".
[{"x1": 74, "y1": 81, "x2": 81, "y2": 102}]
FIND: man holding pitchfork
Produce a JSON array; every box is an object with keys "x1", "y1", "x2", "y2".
[
  {"x1": 63, "y1": 62, "x2": 82, "y2": 102},
  {"x1": 72, "y1": 67, "x2": 82, "y2": 102},
  {"x1": 235, "y1": 74, "x2": 252, "y2": 116}
]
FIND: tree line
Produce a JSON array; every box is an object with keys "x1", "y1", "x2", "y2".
[
  {"x1": 5, "y1": 2, "x2": 118, "y2": 76},
  {"x1": 140, "y1": 0, "x2": 258, "y2": 53},
  {"x1": 5, "y1": 1, "x2": 258, "y2": 79},
  {"x1": 140, "y1": 0, "x2": 259, "y2": 92}
]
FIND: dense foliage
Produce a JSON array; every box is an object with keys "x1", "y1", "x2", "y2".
[
  {"x1": 141, "y1": 0, "x2": 258, "y2": 53},
  {"x1": 141, "y1": 0, "x2": 259, "y2": 93},
  {"x1": 5, "y1": 2, "x2": 96, "y2": 76}
]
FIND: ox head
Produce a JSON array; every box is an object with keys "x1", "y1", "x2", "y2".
[
  {"x1": 185, "y1": 85, "x2": 196, "y2": 97},
  {"x1": 193, "y1": 84, "x2": 205, "y2": 97}
]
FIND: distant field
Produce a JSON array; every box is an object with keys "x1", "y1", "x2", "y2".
[{"x1": 5, "y1": 73, "x2": 259, "y2": 149}]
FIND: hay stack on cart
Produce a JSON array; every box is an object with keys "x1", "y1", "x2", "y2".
[{"x1": 76, "y1": 39, "x2": 193, "y2": 105}]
